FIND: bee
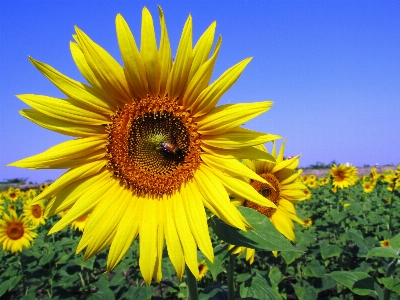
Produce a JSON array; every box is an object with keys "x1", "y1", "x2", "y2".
[{"x1": 159, "y1": 133, "x2": 183, "y2": 156}]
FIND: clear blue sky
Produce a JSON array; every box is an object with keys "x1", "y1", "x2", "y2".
[{"x1": 1, "y1": 1, "x2": 399, "y2": 183}]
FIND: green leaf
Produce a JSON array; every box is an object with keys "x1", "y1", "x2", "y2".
[
  {"x1": 281, "y1": 249, "x2": 302, "y2": 265},
  {"x1": 236, "y1": 273, "x2": 252, "y2": 283},
  {"x1": 124, "y1": 286, "x2": 154, "y2": 300},
  {"x1": 320, "y1": 242, "x2": 342, "y2": 260},
  {"x1": 294, "y1": 285, "x2": 318, "y2": 300},
  {"x1": 326, "y1": 271, "x2": 375, "y2": 296},
  {"x1": 212, "y1": 207, "x2": 299, "y2": 252},
  {"x1": 389, "y1": 232, "x2": 400, "y2": 251},
  {"x1": 0, "y1": 276, "x2": 22, "y2": 297},
  {"x1": 268, "y1": 267, "x2": 284, "y2": 286},
  {"x1": 366, "y1": 247, "x2": 399, "y2": 259},
  {"x1": 381, "y1": 277, "x2": 400, "y2": 294},
  {"x1": 240, "y1": 276, "x2": 280, "y2": 300},
  {"x1": 205, "y1": 244, "x2": 228, "y2": 281},
  {"x1": 87, "y1": 287, "x2": 115, "y2": 300},
  {"x1": 303, "y1": 260, "x2": 326, "y2": 278}
]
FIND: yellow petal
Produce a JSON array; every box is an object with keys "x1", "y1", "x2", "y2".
[
  {"x1": 201, "y1": 144, "x2": 276, "y2": 162},
  {"x1": 20, "y1": 109, "x2": 105, "y2": 137},
  {"x1": 181, "y1": 182, "x2": 214, "y2": 262},
  {"x1": 205, "y1": 165, "x2": 276, "y2": 208},
  {"x1": 201, "y1": 154, "x2": 266, "y2": 183},
  {"x1": 33, "y1": 160, "x2": 105, "y2": 202},
  {"x1": 8, "y1": 136, "x2": 106, "y2": 169},
  {"x1": 183, "y1": 36, "x2": 221, "y2": 110},
  {"x1": 194, "y1": 165, "x2": 247, "y2": 230},
  {"x1": 271, "y1": 209, "x2": 295, "y2": 241},
  {"x1": 70, "y1": 41, "x2": 119, "y2": 107},
  {"x1": 17, "y1": 94, "x2": 110, "y2": 125},
  {"x1": 201, "y1": 127, "x2": 281, "y2": 149},
  {"x1": 116, "y1": 14, "x2": 148, "y2": 99},
  {"x1": 140, "y1": 7, "x2": 161, "y2": 97},
  {"x1": 197, "y1": 101, "x2": 273, "y2": 135},
  {"x1": 166, "y1": 14, "x2": 193, "y2": 101},
  {"x1": 158, "y1": 6, "x2": 172, "y2": 98},
  {"x1": 190, "y1": 58, "x2": 252, "y2": 117},
  {"x1": 172, "y1": 192, "x2": 198, "y2": 278},
  {"x1": 75, "y1": 27, "x2": 132, "y2": 103},
  {"x1": 29, "y1": 57, "x2": 115, "y2": 113},
  {"x1": 139, "y1": 197, "x2": 158, "y2": 285}
]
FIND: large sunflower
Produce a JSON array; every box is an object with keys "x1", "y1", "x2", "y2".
[
  {"x1": 0, "y1": 210, "x2": 38, "y2": 253},
  {"x1": 9, "y1": 7, "x2": 279, "y2": 283},
  {"x1": 330, "y1": 164, "x2": 358, "y2": 189}
]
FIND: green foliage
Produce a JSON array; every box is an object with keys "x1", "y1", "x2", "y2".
[{"x1": 1, "y1": 176, "x2": 399, "y2": 299}]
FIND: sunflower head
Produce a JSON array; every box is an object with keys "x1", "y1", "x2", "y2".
[
  {"x1": 0, "y1": 210, "x2": 38, "y2": 253},
  {"x1": 330, "y1": 164, "x2": 358, "y2": 189}
]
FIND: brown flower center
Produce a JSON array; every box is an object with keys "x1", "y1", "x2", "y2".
[
  {"x1": 77, "y1": 214, "x2": 88, "y2": 222},
  {"x1": 333, "y1": 170, "x2": 345, "y2": 182},
  {"x1": 106, "y1": 97, "x2": 201, "y2": 196},
  {"x1": 7, "y1": 223, "x2": 24, "y2": 240},
  {"x1": 243, "y1": 173, "x2": 281, "y2": 218},
  {"x1": 31, "y1": 205, "x2": 42, "y2": 218}
]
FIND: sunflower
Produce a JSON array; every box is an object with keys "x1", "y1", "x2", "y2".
[
  {"x1": 318, "y1": 177, "x2": 330, "y2": 186},
  {"x1": 227, "y1": 244, "x2": 256, "y2": 264},
  {"x1": 303, "y1": 218, "x2": 312, "y2": 227},
  {"x1": 0, "y1": 210, "x2": 38, "y2": 253},
  {"x1": 380, "y1": 240, "x2": 390, "y2": 247},
  {"x1": 6, "y1": 187, "x2": 21, "y2": 203},
  {"x1": 330, "y1": 164, "x2": 358, "y2": 189},
  {"x1": 303, "y1": 188, "x2": 312, "y2": 200},
  {"x1": 362, "y1": 181, "x2": 375, "y2": 193},
  {"x1": 306, "y1": 178, "x2": 318, "y2": 189},
  {"x1": 22, "y1": 200, "x2": 46, "y2": 227},
  {"x1": 233, "y1": 141, "x2": 307, "y2": 242},
  {"x1": 9, "y1": 7, "x2": 279, "y2": 283},
  {"x1": 197, "y1": 260, "x2": 209, "y2": 280},
  {"x1": 71, "y1": 213, "x2": 89, "y2": 232}
]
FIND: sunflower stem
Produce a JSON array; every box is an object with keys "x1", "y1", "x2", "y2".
[
  {"x1": 185, "y1": 265, "x2": 198, "y2": 300},
  {"x1": 228, "y1": 254, "x2": 235, "y2": 300},
  {"x1": 383, "y1": 258, "x2": 398, "y2": 300},
  {"x1": 18, "y1": 252, "x2": 26, "y2": 293}
]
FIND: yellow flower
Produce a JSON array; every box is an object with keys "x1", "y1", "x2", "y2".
[
  {"x1": 235, "y1": 141, "x2": 307, "y2": 242},
  {"x1": 6, "y1": 187, "x2": 21, "y2": 203},
  {"x1": 197, "y1": 260, "x2": 209, "y2": 280},
  {"x1": 7, "y1": 204, "x2": 17, "y2": 213},
  {"x1": 227, "y1": 244, "x2": 255, "y2": 265},
  {"x1": 303, "y1": 188, "x2": 312, "y2": 200},
  {"x1": 330, "y1": 164, "x2": 358, "y2": 189},
  {"x1": 303, "y1": 218, "x2": 312, "y2": 227},
  {"x1": 362, "y1": 181, "x2": 375, "y2": 193},
  {"x1": 318, "y1": 177, "x2": 330, "y2": 186},
  {"x1": 71, "y1": 213, "x2": 89, "y2": 232},
  {"x1": 380, "y1": 240, "x2": 390, "y2": 247},
  {"x1": 306, "y1": 179, "x2": 318, "y2": 189},
  {"x1": 0, "y1": 210, "x2": 38, "y2": 253},
  {"x1": 9, "y1": 7, "x2": 279, "y2": 283},
  {"x1": 22, "y1": 201, "x2": 46, "y2": 228}
]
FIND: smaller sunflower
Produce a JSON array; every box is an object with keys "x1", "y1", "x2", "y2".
[
  {"x1": 0, "y1": 210, "x2": 37, "y2": 253},
  {"x1": 71, "y1": 214, "x2": 89, "y2": 232},
  {"x1": 362, "y1": 181, "x2": 375, "y2": 193},
  {"x1": 303, "y1": 218, "x2": 312, "y2": 227},
  {"x1": 6, "y1": 187, "x2": 21, "y2": 203},
  {"x1": 197, "y1": 260, "x2": 209, "y2": 280},
  {"x1": 330, "y1": 164, "x2": 358, "y2": 189},
  {"x1": 303, "y1": 188, "x2": 312, "y2": 200},
  {"x1": 22, "y1": 201, "x2": 46, "y2": 228},
  {"x1": 7, "y1": 204, "x2": 17, "y2": 212},
  {"x1": 380, "y1": 240, "x2": 390, "y2": 247},
  {"x1": 227, "y1": 244, "x2": 256, "y2": 264},
  {"x1": 306, "y1": 179, "x2": 318, "y2": 189},
  {"x1": 318, "y1": 177, "x2": 330, "y2": 186}
]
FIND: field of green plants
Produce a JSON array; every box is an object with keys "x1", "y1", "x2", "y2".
[{"x1": 0, "y1": 166, "x2": 399, "y2": 300}]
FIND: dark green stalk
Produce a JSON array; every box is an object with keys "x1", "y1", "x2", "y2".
[
  {"x1": 383, "y1": 258, "x2": 398, "y2": 300},
  {"x1": 185, "y1": 265, "x2": 198, "y2": 300},
  {"x1": 18, "y1": 252, "x2": 26, "y2": 294},
  {"x1": 228, "y1": 253, "x2": 236, "y2": 300}
]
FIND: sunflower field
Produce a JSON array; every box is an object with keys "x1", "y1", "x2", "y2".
[{"x1": 1, "y1": 164, "x2": 399, "y2": 300}]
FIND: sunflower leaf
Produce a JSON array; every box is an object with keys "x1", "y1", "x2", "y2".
[{"x1": 211, "y1": 207, "x2": 300, "y2": 252}]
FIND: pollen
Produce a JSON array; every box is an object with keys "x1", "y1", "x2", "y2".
[{"x1": 106, "y1": 96, "x2": 201, "y2": 196}]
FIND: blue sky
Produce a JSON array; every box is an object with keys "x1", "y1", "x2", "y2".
[{"x1": 1, "y1": 0, "x2": 399, "y2": 183}]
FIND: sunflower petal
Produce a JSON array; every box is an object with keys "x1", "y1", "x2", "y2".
[
  {"x1": 17, "y1": 94, "x2": 110, "y2": 125},
  {"x1": 29, "y1": 57, "x2": 115, "y2": 113},
  {"x1": 107, "y1": 194, "x2": 141, "y2": 271},
  {"x1": 166, "y1": 14, "x2": 193, "y2": 101},
  {"x1": 194, "y1": 166, "x2": 248, "y2": 230},
  {"x1": 75, "y1": 27, "x2": 132, "y2": 103},
  {"x1": 191, "y1": 57, "x2": 252, "y2": 117},
  {"x1": 116, "y1": 14, "x2": 148, "y2": 99},
  {"x1": 158, "y1": 6, "x2": 172, "y2": 97},
  {"x1": 141, "y1": 7, "x2": 161, "y2": 97},
  {"x1": 20, "y1": 109, "x2": 105, "y2": 137},
  {"x1": 201, "y1": 153, "x2": 267, "y2": 183},
  {"x1": 271, "y1": 209, "x2": 295, "y2": 241},
  {"x1": 8, "y1": 136, "x2": 106, "y2": 169},
  {"x1": 206, "y1": 165, "x2": 276, "y2": 208},
  {"x1": 201, "y1": 144, "x2": 276, "y2": 162},
  {"x1": 197, "y1": 101, "x2": 273, "y2": 135},
  {"x1": 201, "y1": 127, "x2": 281, "y2": 149}
]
